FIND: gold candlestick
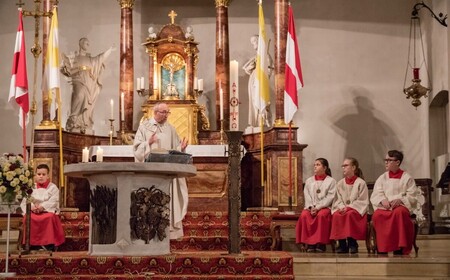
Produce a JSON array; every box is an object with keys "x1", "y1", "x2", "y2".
[
  {"x1": 108, "y1": 119, "x2": 115, "y2": 146},
  {"x1": 120, "y1": 120, "x2": 126, "y2": 145},
  {"x1": 220, "y1": 119, "x2": 225, "y2": 145},
  {"x1": 137, "y1": 88, "x2": 149, "y2": 97},
  {"x1": 194, "y1": 89, "x2": 203, "y2": 102}
]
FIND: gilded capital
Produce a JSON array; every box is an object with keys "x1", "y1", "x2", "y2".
[
  {"x1": 184, "y1": 47, "x2": 192, "y2": 57},
  {"x1": 147, "y1": 48, "x2": 157, "y2": 57},
  {"x1": 117, "y1": 0, "x2": 134, "y2": 9},
  {"x1": 215, "y1": 0, "x2": 231, "y2": 8}
]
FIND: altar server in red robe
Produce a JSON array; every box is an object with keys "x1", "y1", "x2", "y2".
[
  {"x1": 330, "y1": 157, "x2": 369, "y2": 254},
  {"x1": 296, "y1": 158, "x2": 336, "y2": 252},
  {"x1": 370, "y1": 150, "x2": 422, "y2": 255},
  {"x1": 20, "y1": 164, "x2": 65, "y2": 251}
]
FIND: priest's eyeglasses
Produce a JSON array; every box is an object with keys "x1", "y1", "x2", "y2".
[
  {"x1": 384, "y1": 158, "x2": 398, "y2": 163},
  {"x1": 158, "y1": 110, "x2": 171, "y2": 115}
]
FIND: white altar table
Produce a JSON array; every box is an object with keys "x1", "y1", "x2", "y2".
[{"x1": 88, "y1": 145, "x2": 229, "y2": 161}]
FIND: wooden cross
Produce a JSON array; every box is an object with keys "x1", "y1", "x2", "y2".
[{"x1": 168, "y1": 10, "x2": 177, "y2": 24}]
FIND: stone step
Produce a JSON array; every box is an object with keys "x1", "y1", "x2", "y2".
[
  {"x1": 292, "y1": 254, "x2": 450, "y2": 279},
  {"x1": 0, "y1": 230, "x2": 20, "y2": 254},
  {"x1": 289, "y1": 235, "x2": 450, "y2": 279}
]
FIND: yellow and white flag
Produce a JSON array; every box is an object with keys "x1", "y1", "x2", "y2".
[
  {"x1": 42, "y1": 6, "x2": 60, "y2": 121},
  {"x1": 255, "y1": 0, "x2": 270, "y2": 115}
]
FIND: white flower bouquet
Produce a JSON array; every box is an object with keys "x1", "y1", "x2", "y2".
[{"x1": 0, "y1": 153, "x2": 33, "y2": 204}]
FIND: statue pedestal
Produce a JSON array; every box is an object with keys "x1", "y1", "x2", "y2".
[{"x1": 64, "y1": 162, "x2": 196, "y2": 256}]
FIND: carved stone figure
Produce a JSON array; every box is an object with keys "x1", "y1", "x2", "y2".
[
  {"x1": 61, "y1": 37, "x2": 115, "y2": 134},
  {"x1": 185, "y1": 26, "x2": 194, "y2": 40},
  {"x1": 148, "y1": 26, "x2": 157, "y2": 40},
  {"x1": 243, "y1": 34, "x2": 273, "y2": 127}
]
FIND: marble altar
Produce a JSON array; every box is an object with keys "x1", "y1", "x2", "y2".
[{"x1": 64, "y1": 162, "x2": 196, "y2": 256}]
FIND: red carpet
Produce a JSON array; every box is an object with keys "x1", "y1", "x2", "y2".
[
  {"x1": 0, "y1": 250, "x2": 293, "y2": 279},
  {"x1": 58, "y1": 211, "x2": 277, "y2": 252},
  {"x1": 1, "y1": 211, "x2": 293, "y2": 279}
]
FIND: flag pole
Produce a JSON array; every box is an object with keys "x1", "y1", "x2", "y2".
[
  {"x1": 21, "y1": 112, "x2": 27, "y2": 162},
  {"x1": 284, "y1": 2, "x2": 303, "y2": 213},
  {"x1": 57, "y1": 89, "x2": 65, "y2": 207},
  {"x1": 260, "y1": 114, "x2": 265, "y2": 208},
  {"x1": 288, "y1": 122, "x2": 293, "y2": 211}
]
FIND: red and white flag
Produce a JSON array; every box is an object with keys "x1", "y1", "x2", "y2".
[
  {"x1": 9, "y1": 9, "x2": 29, "y2": 129},
  {"x1": 284, "y1": 5, "x2": 303, "y2": 124}
]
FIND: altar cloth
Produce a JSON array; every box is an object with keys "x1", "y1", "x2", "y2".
[{"x1": 89, "y1": 145, "x2": 230, "y2": 161}]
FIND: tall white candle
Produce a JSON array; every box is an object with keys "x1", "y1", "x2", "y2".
[
  {"x1": 193, "y1": 76, "x2": 198, "y2": 90},
  {"x1": 136, "y1": 77, "x2": 140, "y2": 90},
  {"x1": 96, "y1": 148, "x2": 104, "y2": 162},
  {"x1": 198, "y1": 79, "x2": 203, "y2": 91},
  {"x1": 141, "y1": 77, "x2": 145, "y2": 90},
  {"x1": 110, "y1": 99, "x2": 114, "y2": 119},
  {"x1": 82, "y1": 147, "x2": 89, "y2": 163},
  {"x1": 219, "y1": 88, "x2": 224, "y2": 120},
  {"x1": 121, "y1": 92, "x2": 125, "y2": 121}
]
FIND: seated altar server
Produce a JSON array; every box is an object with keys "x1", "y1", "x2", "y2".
[
  {"x1": 296, "y1": 158, "x2": 336, "y2": 252},
  {"x1": 133, "y1": 102, "x2": 189, "y2": 239},
  {"x1": 20, "y1": 164, "x2": 65, "y2": 251},
  {"x1": 330, "y1": 157, "x2": 369, "y2": 254},
  {"x1": 370, "y1": 150, "x2": 424, "y2": 255}
]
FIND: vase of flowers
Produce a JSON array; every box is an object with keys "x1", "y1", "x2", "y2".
[{"x1": 0, "y1": 153, "x2": 33, "y2": 205}]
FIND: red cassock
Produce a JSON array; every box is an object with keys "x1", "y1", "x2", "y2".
[
  {"x1": 330, "y1": 207, "x2": 367, "y2": 240},
  {"x1": 22, "y1": 213, "x2": 65, "y2": 246},
  {"x1": 372, "y1": 205, "x2": 414, "y2": 254},
  {"x1": 296, "y1": 208, "x2": 332, "y2": 245}
]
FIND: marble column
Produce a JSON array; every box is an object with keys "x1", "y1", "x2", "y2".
[
  {"x1": 40, "y1": 0, "x2": 52, "y2": 125},
  {"x1": 273, "y1": 0, "x2": 289, "y2": 126},
  {"x1": 185, "y1": 44, "x2": 196, "y2": 100},
  {"x1": 148, "y1": 49, "x2": 155, "y2": 98},
  {"x1": 215, "y1": 0, "x2": 231, "y2": 130},
  {"x1": 118, "y1": 0, "x2": 135, "y2": 132}
]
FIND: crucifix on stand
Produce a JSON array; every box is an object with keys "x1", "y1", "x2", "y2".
[{"x1": 16, "y1": 0, "x2": 57, "y2": 255}]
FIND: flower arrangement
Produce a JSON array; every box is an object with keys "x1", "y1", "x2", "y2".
[{"x1": 0, "y1": 153, "x2": 33, "y2": 204}]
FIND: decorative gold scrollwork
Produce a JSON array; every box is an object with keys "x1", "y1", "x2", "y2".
[
  {"x1": 161, "y1": 53, "x2": 184, "y2": 73},
  {"x1": 199, "y1": 105, "x2": 211, "y2": 130},
  {"x1": 147, "y1": 48, "x2": 157, "y2": 57},
  {"x1": 215, "y1": 0, "x2": 231, "y2": 8},
  {"x1": 117, "y1": 0, "x2": 134, "y2": 9}
]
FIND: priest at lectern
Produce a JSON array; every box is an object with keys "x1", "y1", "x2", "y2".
[{"x1": 133, "y1": 102, "x2": 189, "y2": 239}]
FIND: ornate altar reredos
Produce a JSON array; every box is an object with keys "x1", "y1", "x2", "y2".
[{"x1": 141, "y1": 11, "x2": 209, "y2": 145}]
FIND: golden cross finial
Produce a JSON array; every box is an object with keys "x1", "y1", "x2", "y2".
[{"x1": 168, "y1": 10, "x2": 177, "y2": 24}]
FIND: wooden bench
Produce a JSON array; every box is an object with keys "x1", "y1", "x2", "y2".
[
  {"x1": 270, "y1": 213, "x2": 337, "y2": 252},
  {"x1": 271, "y1": 213, "x2": 420, "y2": 255},
  {"x1": 271, "y1": 179, "x2": 431, "y2": 254},
  {"x1": 270, "y1": 213, "x2": 299, "y2": 251}
]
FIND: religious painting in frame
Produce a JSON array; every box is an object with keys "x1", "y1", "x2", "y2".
[{"x1": 277, "y1": 157, "x2": 298, "y2": 206}]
